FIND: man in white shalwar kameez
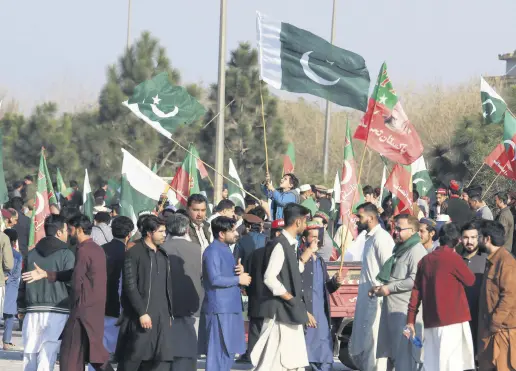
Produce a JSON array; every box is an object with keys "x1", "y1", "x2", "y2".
[
  {"x1": 349, "y1": 203, "x2": 393, "y2": 370},
  {"x1": 251, "y1": 203, "x2": 315, "y2": 371}
]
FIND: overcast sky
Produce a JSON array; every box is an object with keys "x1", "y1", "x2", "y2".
[{"x1": 1, "y1": 0, "x2": 515, "y2": 113}]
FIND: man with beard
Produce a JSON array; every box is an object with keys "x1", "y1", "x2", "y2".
[
  {"x1": 461, "y1": 222, "x2": 487, "y2": 358},
  {"x1": 477, "y1": 220, "x2": 516, "y2": 370},
  {"x1": 262, "y1": 173, "x2": 300, "y2": 220},
  {"x1": 372, "y1": 214, "x2": 427, "y2": 371},
  {"x1": 349, "y1": 202, "x2": 393, "y2": 371},
  {"x1": 198, "y1": 216, "x2": 251, "y2": 371},
  {"x1": 186, "y1": 194, "x2": 212, "y2": 254},
  {"x1": 22, "y1": 214, "x2": 114, "y2": 371},
  {"x1": 116, "y1": 215, "x2": 174, "y2": 371},
  {"x1": 494, "y1": 191, "x2": 514, "y2": 252}
]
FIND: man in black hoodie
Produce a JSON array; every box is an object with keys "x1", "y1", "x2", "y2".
[
  {"x1": 17, "y1": 214, "x2": 75, "y2": 370},
  {"x1": 10, "y1": 197, "x2": 30, "y2": 257}
]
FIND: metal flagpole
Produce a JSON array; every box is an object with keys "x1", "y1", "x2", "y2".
[
  {"x1": 214, "y1": 0, "x2": 227, "y2": 204},
  {"x1": 323, "y1": 0, "x2": 337, "y2": 182},
  {"x1": 126, "y1": 0, "x2": 132, "y2": 49}
]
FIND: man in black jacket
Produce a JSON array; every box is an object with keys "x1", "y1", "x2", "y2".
[
  {"x1": 116, "y1": 215, "x2": 174, "y2": 371},
  {"x1": 161, "y1": 213, "x2": 203, "y2": 371},
  {"x1": 18, "y1": 214, "x2": 75, "y2": 370},
  {"x1": 94, "y1": 216, "x2": 134, "y2": 367},
  {"x1": 10, "y1": 197, "x2": 30, "y2": 257}
]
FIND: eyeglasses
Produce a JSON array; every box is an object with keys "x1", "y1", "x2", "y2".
[{"x1": 395, "y1": 227, "x2": 413, "y2": 232}]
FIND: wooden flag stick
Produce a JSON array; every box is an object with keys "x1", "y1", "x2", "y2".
[
  {"x1": 259, "y1": 81, "x2": 270, "y2": 174},
  {"x1": 466, "y1": 163, "x2": 485, "y2": 188},
  {"x1": 482, "y1": 172, "x2": 501, "y2": 200}
]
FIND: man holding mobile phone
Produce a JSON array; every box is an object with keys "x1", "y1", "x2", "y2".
[{"x1": 300, "y1": 221, "x2": 344, "y2": 371}]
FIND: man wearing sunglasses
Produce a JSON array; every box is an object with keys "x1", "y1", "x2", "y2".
[{"x1": 371, "y1": 214, "x2": 427, "y2": 371}]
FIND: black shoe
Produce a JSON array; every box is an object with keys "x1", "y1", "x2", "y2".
[{"x1": 235, "y1": 353, "x2": 251, "y2": 363}]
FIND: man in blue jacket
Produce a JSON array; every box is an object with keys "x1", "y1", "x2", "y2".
[
  {"x1": 198, "y1": 216, "x2": 252, "y2": 371},
  {"x1": 261, "y1": 173, "x2": 300, "y2": 220}
]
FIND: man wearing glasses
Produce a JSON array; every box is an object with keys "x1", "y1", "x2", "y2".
[{"x1": 370, "y1": 214, "x2": 427, "y2": 371}]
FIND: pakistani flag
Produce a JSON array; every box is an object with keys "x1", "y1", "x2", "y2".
[
  {"x1": 411, "y1": 156, "x2": 433, "y2": 197},
  {"x1": 228, "y1": 159, "x2": 245, "y2": 208},
  {"x1": 330, "y1": 171, "x2": 340, "y2": 219},
  {"x1": 82, "y1": 169, "x2": 94, "y2": 220},
  {"x1": 56, "y1": 168, "x2": 73, "y2": 199},
  {"x1": 105, "y1": 178, "x2": 121, "y2": 205},
  {"x1": 29, "y1": 151, "x2": 53, "y2": 247},
  {"x1": 257, "y1": 12, "x2": 370, "y2": 112},
  {"x1": 124, "y1": 72, "x2": 206, "y2": 139},
  {"x1": 481, "y1": 76, "x2": 507, "y2": 124},
  {"x1": 120, "y1": 149, "x2": 178, "y2": 223}
]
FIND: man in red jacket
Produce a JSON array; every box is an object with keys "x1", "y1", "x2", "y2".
[{"x1": 406, "y1": 223, "x2": 476, "y2": 371}]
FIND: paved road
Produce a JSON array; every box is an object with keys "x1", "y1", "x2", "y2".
[{"x1": 0, "y1": 327, "x2": 352, "y2": 370}]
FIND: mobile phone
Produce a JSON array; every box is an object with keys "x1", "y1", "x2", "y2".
[{"x1": 317, "y1": 227, "x2": 325, "y2": 248}]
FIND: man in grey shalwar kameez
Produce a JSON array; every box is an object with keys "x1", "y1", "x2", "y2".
[{"x1": 371, "y1": 214, "x2": 426, "y2": 371}]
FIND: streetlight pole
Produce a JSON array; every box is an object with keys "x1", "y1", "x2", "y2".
[
  {"x1": 126, "y1": 0, "x2": 132, "y2": 49},
  {"x1": 323, "y1": 0, "x2": 337, "y2": 182},
  {"x1": 214, "y1": 0, "x2": 227, "y2": 204}
]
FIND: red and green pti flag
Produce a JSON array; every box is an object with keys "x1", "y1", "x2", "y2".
[
  {"x1": 29, "y1": 150, "x2": 55, "y2": 247},
  {"x1": 170, "y1": 144, "x2": 208, "y2": 207},
  {"x1": 484, "y1": 111, "x2": 516, "y2": 180},
  {"x1": 354, "y1": 62, "x2": 423, "y2": 165},
  {"x1": 339, "y1": 120, "x2": 363, "y2": 239},
  {"x1": 385, "y1": 164, "x2": 413, "y2": 216},
  {"x1": 283, "y1": 143, "x2": 296, "y2": 175}
]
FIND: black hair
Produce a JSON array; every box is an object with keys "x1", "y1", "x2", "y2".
[
  {"x1": 211, "y1": 216, "x2": 237, "y2": 240},
  {"x1": 69, "y1": 180, "x2": 78, "y2": 188},
  {"x1": 479, "y1": 220, "x2": 506, "y2": 247},
  {"x1": 13, "y1": 181, "x2": 23, "y2": 190},
  {"x1": 4, "y1": 228, "x2": 18, "y2": 244},
  {"x1": 438, "y1": 223, "x2": 461, "y2": 247},
  {"x1": 141, "y1": 215, "x2": 165, "y2": 239},
  {"x1": 162, "y1": 208, "x2": 176, "y2": 218},
  {"x1": 215, "y1": 199, "x2": 235, "y2": 212},
  {"x1": 24, "y1": 175, "x2": 33, "y2": 182},
  {"x1": 284, "y1": 203, "x2": 310, "y2": 227},
  {"x1": 60, "y1": 206, "x2": 81, "y2": 223},
  {"x1": 175, "y1": 209, "x2": 189, "y2": 217},
  {"x1": 356, "y1": 202, "x2": 378, "y2": 215},
  {"x1": 248, "y1": 206, "x2": 266, "y2": 221},
  {"x1": 234, "y1": 206, "x2": 245, "y2": 217},
  {"x1": 187, "y1": 193, "x2": 208, "y2": 208},
  {"x1": 94, "y1": 211, "x2": 111, "y2": 224},
  {"x1": 245, "y1": 194, "x2": 259, "y2": 208},
  {"x1": 412, "y1": 189, "x2": 420, "y2": 202},
  {"x1": 94, "y1": 196, "x2": 105, "y2": 206},
  {"x1": 461, "y1": 221, "x2": 480, "y2": 234},
  {"x1": 44, "y1": 214, "x2": 67, "y2": 237},
  {"x1": 137, "y1": 214, "x2": 151, "y2": 232},
  {"x1": 68, "y1": 214, "x2": 93, "y2": 235},
  {"x1": 110, "y1": 204, "x2": 120, "y2": 215},
  {"x1": 495, "y1": 191, "x2": 509, "y2": 205},
  {"x1": 111, "y1": 216, "x2": 134, "y2": 239},
  {"x1": 99, "y1": 179, "x2": 108, "y2": 187},
  {"x1": 10, "y1": 197, "x2": 24, "y2": 211},
  {"x1": 283, "y1": 173, "x2": 300, "y2": 190},
  {"x1": 362, "y1": 185, "x2": 374, "y2": 196}
]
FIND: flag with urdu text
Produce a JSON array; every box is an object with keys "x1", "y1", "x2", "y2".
[
  {"x1": 82, "y1": 169, "x2": 94, "y2": 221},
  {"x1": 411, "y1": 156, "x2": 433, "y2": 197},
  {"x1": 170, "y1": 144, "x2": 207, "y2": 207},
  {"x1": 257, "y1": 12, "x2": 370, "y2": 112},
  {"x1": 354, "y1": 62, "x2": 423, "y2": 165},
  {"x1": 481, "y1": 76, "x2": 507, "y2": 124},
  {"x1": 124, "y1": 72, "x2": 206, "y2": 139},
  {"x1": 0, "y1": 128, "x2": 8, "y2": 204},
  {"x1": 56, "y1": 168, "x2": 73, "y2": 199},
  {"x1": 120, "y1": 149, "x2": 178, "y2": 223},
  {"x1": 484, "y1": 111, "x2": 516, "y2": 180},
  {"x1": 283, "y1": 143, "x2": 296, "y2": 175},
  {"x1": 384, "y1": 164, "x2": 413, "y2": 216},
  {"x1": 339, "y1": 121, "x2": 363, "y2": 240},
  {"x1": 228, "y1": 159, "x2": 245, "y2": 209},
  {"x1": 29, "y1": 151, "x2": 54, "y2": 247}
]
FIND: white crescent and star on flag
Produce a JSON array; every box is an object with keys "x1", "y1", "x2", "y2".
[
  {"x1": 300, "y1": 51, "x2": 340, "y2": 86},
  {"x1": 149, "y1": 94, "x2": 179, "y2": 118}
]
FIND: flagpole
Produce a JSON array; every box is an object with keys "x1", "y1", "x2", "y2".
[
  {"x1": 214, "y1": 0, "x2": 227, "y2": 205},
  {"x1": 260, "y1": 81, "x2": 270, "y2": 175},
  {"x1": 482, "y1": 172, "x2": 501, "y2": 199},
  {"x1": 322, "y1": 0, "x2": 337, "y2": 182},
  {"x1": 466, "y1": 163, "x2": 485, "y2": 188},
  {"x1": 126, "y1": 0, "x2": 132, "y2": 49}
]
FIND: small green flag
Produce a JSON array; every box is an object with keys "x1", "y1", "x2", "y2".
[
  {"x1": 481, "y1": 76, "x2": 507, "y2": 124},
  {"x1": 105, "y1": 178, "x2": 121, "y2": 206},
  {"x1": 283, "y1": 143, "x2": 296, "y2": 175},
  {"x1": 82, "y1": 169, "x2": 94, "y2": 221},
  {"x1": 56, "y1": 168, "x2": 72, "y2": 198},
  {"x1": 257, "y1": 12, "x2": 370, "y2": 112},
  {"x1": 228, "y1": 158, "x2": 245, "y2": 209},
  {"x1": 124, "y1": 72, "x2": 206, "y2": 139},
  {"x1": 411, "y1": 156, "x2": 434, "y2": 197}
]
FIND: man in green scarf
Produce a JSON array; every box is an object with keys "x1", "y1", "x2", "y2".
[{"x1": 369, "y1": 214, "x2": 427, "y2": 371}]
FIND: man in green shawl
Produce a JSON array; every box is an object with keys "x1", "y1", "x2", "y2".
[{"x1": 370, "y1": 214, "x2": 427, "y2": 371}]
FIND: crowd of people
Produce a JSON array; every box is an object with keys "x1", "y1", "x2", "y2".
[{"x1": 0, "y1": 171, "x2": 514, "y2": 371}]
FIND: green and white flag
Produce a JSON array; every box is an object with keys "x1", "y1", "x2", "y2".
[
  {"x1": 481, "y1": 76, "x2": 507, "y2": 124},
  {"x1": 411, "y1": 155, "x2": 433, "y2": 197},
  {"x1": 82, "y1": 169, "x2": 94, "y2": 221},
  {"x1": 257, "y1": 12, "x2": 370, "y2": 112},
  {"x1": 124, "y1": 72, "x2": 206, "y2": 139},
  {"x1": 330, "y1": 171, "x2": 340, "y2": 218},
  {"x1": 120, "y1": 149, "x2": 178, "y2": 223},
  {"x1": 228, "y1": 158, "x2": 245, "y2": 209}
]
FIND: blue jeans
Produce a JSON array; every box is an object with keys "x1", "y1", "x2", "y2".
[{"x1": 2, "y1": 314, "x2": 15, "y2": 344}]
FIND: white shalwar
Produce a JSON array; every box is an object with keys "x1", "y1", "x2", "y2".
[
  {"x1": 23, "y1": 312, "x2": 68, "y2": 371},
  {"x1": 250, "y1": 230, "x2": 308, "y2": 371},
  {"x1": 423, "y1": 321, "x2": 475, "y2": 371}
]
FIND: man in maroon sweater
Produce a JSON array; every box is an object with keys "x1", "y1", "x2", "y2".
[{"x1": 406, "y1": 223, "x2": 476, "y2": 371}]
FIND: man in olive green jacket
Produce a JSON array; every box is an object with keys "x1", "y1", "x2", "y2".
[
  {"x1": 495, "y1": 192, "x2": 514, "y2": 252},
  {"x1": 0, "y1": 231, "x2": 14, "y2": 314}
]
